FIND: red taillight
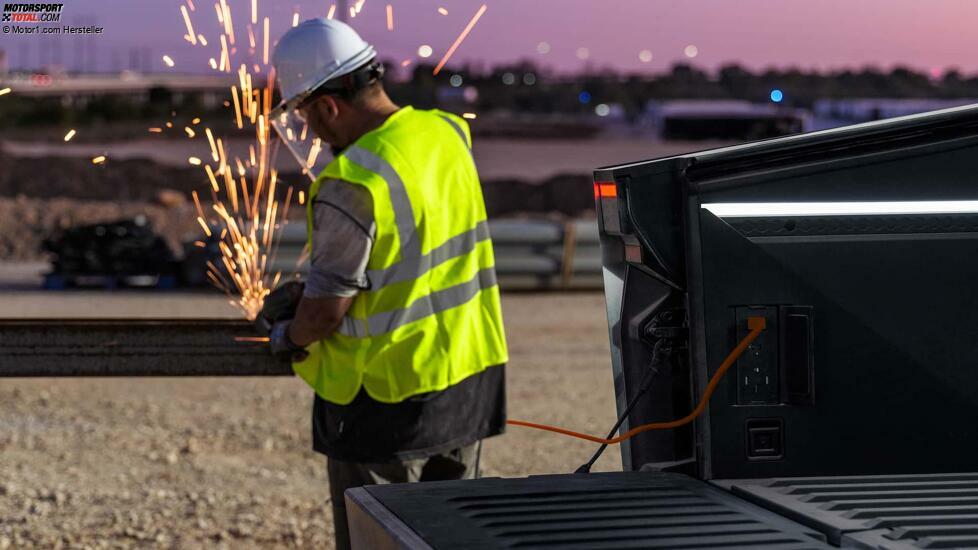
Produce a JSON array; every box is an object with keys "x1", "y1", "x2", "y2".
[
  {"x1": 594, "y1": 181, "x2": 617, "y2": 199},
  {"x1": 594, "y1": 180, "x2": 622, "y2": 234}
]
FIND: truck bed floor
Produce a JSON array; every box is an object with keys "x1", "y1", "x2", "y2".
[{"x1": 346, "y1": 470, "x2": 832, "y2": 549}]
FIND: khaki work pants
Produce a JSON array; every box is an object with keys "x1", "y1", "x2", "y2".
[{"x1": 327, "y1": 442, "x2": 481, "y2": 550}]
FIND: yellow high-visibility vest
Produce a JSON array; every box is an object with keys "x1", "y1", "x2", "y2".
[{"x1": 292, "y1": 106, "x2": 508, "y2": 405}]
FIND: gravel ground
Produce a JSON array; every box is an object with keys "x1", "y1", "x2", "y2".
[{"x1": 0, "y1": 291, "x2": 619, "y2": 549}]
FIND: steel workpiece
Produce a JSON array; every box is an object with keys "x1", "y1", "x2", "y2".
[{"x1": 0, "y1": 319, "x2": 292, "y2": 377}]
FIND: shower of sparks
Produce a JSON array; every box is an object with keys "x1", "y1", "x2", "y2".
[
  {"x1": 162, "y1": 55, "x2": 175, "y2": 67},
  {"x1": 438, "y1": 7, "x2": 448, "y2": 15},
  {"x1": 91, "y1": 155, "x2": 106, "y2": 164},
  {"x1": 0, "y1": 88, "x2": 10, "y2": 96},
  {"x1": 63, "y1": 129, "x2": 76, "y2": 142},
  {"x1": 197, "y1": 217, "x2": 212, "y2": 236},
  {"x1": 198, "y1": 34, "x2": 208, "y2": 46},
  {"x1": 263, "y1": 17, "x2": 270, "y2": 65},
  {"x1": 221, "y1": 0, "x2": 235, "y2": 45},
  {"x1": 349, "y1": 5, "x2": 356, "y2": 18},
  {"x1": 386, "y1": 4, "x2": 393, "y2": 30},
  {"x1": 180, "y1": 5, "x2": 197, "y2": 45},
  {"x1": 327, "y1": 4, "x2": 336, "y2": 19},
  {"x1": 148, "y1": 127, "x2": 163, "y2": 133},
  {"x1": 401, "y1": 59, "x2": 412, "y2": 67},
  {"x1": 187, "y1": 0, "x2": 195, "y2": 10},
  {"x1": 462, "y1": 112, "x2": 477, "y2": 119},
  {"x1": 432, "y1": 4, "x2": 487, "y2": 75},
  {"x1": 231, "y1": 85, "x2": 244, "y2": 128},
  {"x1": 220, "y1": 34, "x2": 230, "y2": 71},
  {"x1": 178, "y1": 2, "x2": 299, "y2": 320},
  {"x1": 292, "y1": 11, "x2": 299, "y2": 27},
  {"x1": 234, "y1": 336, "x2": 271, "y2": 342}
]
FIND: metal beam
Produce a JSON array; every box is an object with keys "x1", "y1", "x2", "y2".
[{"x1": 0, "y1": 319, "x2": 292, "y2": 377}]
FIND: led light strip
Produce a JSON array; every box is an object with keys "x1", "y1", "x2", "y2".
[{"x1": 703, "y1": 201, "x2": 978, "y2": 218}]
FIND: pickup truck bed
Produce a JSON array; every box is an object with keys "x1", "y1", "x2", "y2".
[
  {"x1": 347, "y1": 471, "x2": 978, "y2": 549},
  {"x1": 346, "y1": 471, "x2": 831, "y2": 549},
  {"x1": 720, "y1": 473, "x2": 978, "y2": 548},
  {"x1": 346, "y1": 104, "x2": 978, "y2": 549}
]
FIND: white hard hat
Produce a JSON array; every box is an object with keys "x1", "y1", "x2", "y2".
[
  {"x1": 270, "y1": 18, "x2": 378, "y2": 181},
  {"x1": 272, "y1": 18, "x2": 377, "y2": 106}
]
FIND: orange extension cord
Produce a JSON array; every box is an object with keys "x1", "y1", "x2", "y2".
[{"x1": 506, "y1": 316, "x2": 767, "y2": 445}]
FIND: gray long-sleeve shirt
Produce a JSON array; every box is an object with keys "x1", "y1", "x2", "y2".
[{"x1": 305, "y1": 179, "x2": 375, "y2": 299}]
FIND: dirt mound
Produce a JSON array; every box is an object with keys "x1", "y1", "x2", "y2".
[
  {"x1": 0, "y1": 152, "x2": 596, "y2": 261},
  {"x1": 0, "y1": 152, "x2": 596, "y2": 216},
  {"x1": 0, "y1": 149, "x2": 207, "y2": 202}
]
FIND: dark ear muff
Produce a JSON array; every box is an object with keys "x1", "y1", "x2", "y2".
[
  {"x1": 370, "y1": 62, "x2": 385, "y2": 82},
  {"x1": 345, "y1": 61, "x2": 385, "y2": 93},
  {"x1": 309, "y1": 60, "x2": 385, "y2": 100}
]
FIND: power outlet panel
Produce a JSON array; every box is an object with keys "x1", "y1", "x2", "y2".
[{"x1": 735, "y1": 306, "x2": 780, "y2": 405}]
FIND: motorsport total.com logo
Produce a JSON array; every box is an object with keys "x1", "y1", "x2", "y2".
[{"x1": 2, "y1": 3, "x2": 64, "y2": 22}]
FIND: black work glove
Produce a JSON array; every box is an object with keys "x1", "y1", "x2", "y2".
[
  {"x1": 257, "y1": 280, "x2": 305, "y2": 335},
  {"x1": 269, "y1": 320, "x2": 310, "y2": 362}
]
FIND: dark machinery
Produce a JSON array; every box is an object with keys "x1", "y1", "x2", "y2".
[
  {"x1": 346, "y1": 104, "x2": 978, "y2": 548},
  {"x1": 42, "y1": 217, "x2": 179, "y2": 289}
]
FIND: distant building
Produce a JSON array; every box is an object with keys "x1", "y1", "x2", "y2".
[
  {"x1": 812, "y1": 98, "x2": 978, "y2": 125},
  {"x1": 435, "y1": 85, "x2": 479, "y2": 107},
  {"x1": 645, "y1": 100, "x2": 811, "y2": 141},
  {"x1": 0, "y1": 72, "x2": 245, "y2": 109}
]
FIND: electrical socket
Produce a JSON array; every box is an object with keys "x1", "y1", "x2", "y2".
[{"x1": 735, "y1": 306, "x2": 779, "y2": 405}]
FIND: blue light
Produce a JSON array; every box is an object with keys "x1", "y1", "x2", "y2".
[
  {"x1": 578, "y1": 91, "x2": 592, "y2": 104},
  {"x1": 770, "y1": 89, "x2": 784, "y2": 103}
]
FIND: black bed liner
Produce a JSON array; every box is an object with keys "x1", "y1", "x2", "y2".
[
  {"x1": 719, "y1": 473, "x2": 978, "y2": 548},
  {"x1": 348, "y1": 471, "x2": 978, "y2": 549},
  {"x1": 348, "y1": 471, "x2": 831, "y2": 549}
]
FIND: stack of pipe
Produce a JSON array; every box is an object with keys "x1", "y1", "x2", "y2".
[{"x1": 270, "y1": 218, "x2": 603, "y2": 290}]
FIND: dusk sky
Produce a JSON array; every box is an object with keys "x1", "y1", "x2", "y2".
[{"x1": 3, "y1": 0, "x2": 978, "y2": 74}]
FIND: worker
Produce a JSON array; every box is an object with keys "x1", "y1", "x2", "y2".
[{"x1": 265, "y1": 19, "x2": 508, "y2": 550}]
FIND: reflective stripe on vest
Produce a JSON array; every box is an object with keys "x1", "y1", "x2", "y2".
[
  {"x1": 344, "y1": 145, "x2": 490, "y2": 290},
  {"x1": 342, "y1": 146, "x2": 420, "y2": 259},
  {"x1": 438, "y1": 115, "x2": 471, "y2": 150},
  {"x1": 365, "y1": 220, "x2": 491, "y2": 288},
  {"x1": 336, "y1": 267, "x2": 497, "y2": 337}
]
